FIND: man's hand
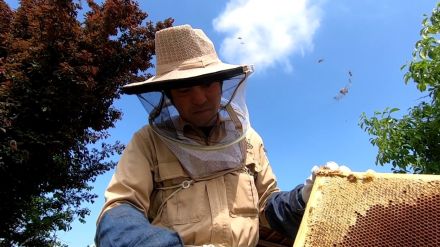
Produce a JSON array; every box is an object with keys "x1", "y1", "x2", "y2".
[{"x1": 301, "y1": 161, "x2": 351, "y2": 204}]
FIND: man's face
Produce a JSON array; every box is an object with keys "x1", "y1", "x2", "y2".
[{"x1": 170, "y1": 81, "x2": 222, "y2": 127}]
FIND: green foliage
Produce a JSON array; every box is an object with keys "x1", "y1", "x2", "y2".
[
  {"x1": 0, "y1": 0, "x2": 173, "y2": 245},
  {"x1": 360, "y1": 3, "x2": 440, "y2": 174}
]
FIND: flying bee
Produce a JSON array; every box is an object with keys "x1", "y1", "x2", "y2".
[{"x1": 334, "y1": 73, "x2": 353, "y2": 101}]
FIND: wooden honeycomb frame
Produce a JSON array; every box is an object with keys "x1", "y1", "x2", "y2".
[{"x1": 293, "y1": 170, "x2": 440, "y2": 247}]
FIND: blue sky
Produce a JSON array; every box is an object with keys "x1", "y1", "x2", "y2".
[{"x1": 5, "y1": 0, "x2": 439, "y2": 246}]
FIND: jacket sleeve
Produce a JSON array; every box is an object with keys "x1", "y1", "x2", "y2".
[
  {"x1": 249, "y1": 128, "x2": 305, "y2": 238},
  {"x1": 95, "y1": 203, "x2": 183, "y2": 247},
  {"x1": 95, "y1": 127, "x2": 184, "y2": 246},
  {"x1": 97, "y1": 126, "x2": 158, "y2": 223},
  {"x1": 247, "y1": 129, "x2": 280, "y2": 226},
  {"x1": 264, "y1": 185, "x2": 306, "y2": 239}
]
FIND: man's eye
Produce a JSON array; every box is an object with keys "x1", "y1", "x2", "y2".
[
  {"x1": 204, "y1": 81, "x2": 220, "y2": 88},
  {"x1": 176, "y1": 88, "x2": 190, "y2": 93},
  {"x1": 202, "y1": 83, "x2": 212, "y2": 88}
]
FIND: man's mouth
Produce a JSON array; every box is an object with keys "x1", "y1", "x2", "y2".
[{"x1": 194, "y1": 108, "x2": 212, "y2": 114}]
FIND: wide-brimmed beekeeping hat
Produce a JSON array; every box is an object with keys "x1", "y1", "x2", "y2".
[{"x1": 122, "y1": 24, "x2": 252, "y2": 94}]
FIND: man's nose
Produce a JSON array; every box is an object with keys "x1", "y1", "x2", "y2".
[{"x1": 190, "y1": 86, "x2": 208, "y2": 105}]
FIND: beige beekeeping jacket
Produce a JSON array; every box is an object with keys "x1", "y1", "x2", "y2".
[{"x1": 98, "y1": 125, "x2": 280, "y2": 246}]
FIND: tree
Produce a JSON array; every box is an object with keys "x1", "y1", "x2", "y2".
[
  {"x1": 0, "y1": 0, "x2": 173, "y2": 245},
  {"x1": 360, "y1": 3, "x2": 440, "y2": 175}
]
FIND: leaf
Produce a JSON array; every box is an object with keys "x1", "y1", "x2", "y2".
[
  {"x1": 389, "y1": 108, "x2": 400, "y2": 113},
  {"x1": 417, "y1": 82, "x2": 427, "y2": 92}
]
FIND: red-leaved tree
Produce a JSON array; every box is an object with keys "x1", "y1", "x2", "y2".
[{"x1": 0, "y1": 0, "x2": 173, "y2": 245}]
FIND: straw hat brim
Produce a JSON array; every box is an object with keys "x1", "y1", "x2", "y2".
[{"x1": 122, "y1": 62, "x2": 249, "y2": 95}]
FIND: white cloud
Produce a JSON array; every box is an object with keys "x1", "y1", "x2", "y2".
[{"x1": 213, "y1": 0, "x2": 322, "y2": 73}]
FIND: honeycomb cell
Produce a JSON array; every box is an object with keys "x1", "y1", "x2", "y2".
[
  {"x1": 339, "y1": 194, "x2": 440, "y2": 246},
  {"x1": 293, "y1": 171, "x2": 440, "y2": 247}
]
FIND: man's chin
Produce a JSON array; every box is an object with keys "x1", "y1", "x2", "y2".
[
  {"x1": 191, "y1": 115, "x2": 218, "y2": 127},
  {"x1": 192, "y1": 120, "x2": 214, "y2": 128}
]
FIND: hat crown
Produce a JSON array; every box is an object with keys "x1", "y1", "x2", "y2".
[
  {"x1": 121, "y1": 24, "x2": 248, "y2": 94},
  {"x1": 155, "y1": 25, "x2": 219, "y2": 75}
]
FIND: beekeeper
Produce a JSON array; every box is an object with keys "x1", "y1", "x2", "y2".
[{"x1": 95, "y1": 24, "x2": 348, "y2": 247}]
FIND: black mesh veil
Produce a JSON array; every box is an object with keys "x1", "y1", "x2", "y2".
[
  {"x1": 136, "y1": 68, "x2": 253, "y2": 179},
  {"x1": 137, "y1": 72, "x2": 251, "y2": 149}
]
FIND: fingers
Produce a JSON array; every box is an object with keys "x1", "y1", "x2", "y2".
[
  {"x1": 312, "y1": 161, "x2": 352, "y2": 176},
  {"x1": 339, "y1": 165, "x2": 351, "y2": 173},
  {"x1": 311, "y1": 165, "x2": 320, "y2": 173},
  {"x1": 324, "y1": 161, "x2": 339, "y2": 170},
  {"x1": 323, "y1": 161, "x2": 351, "y2": 173}
]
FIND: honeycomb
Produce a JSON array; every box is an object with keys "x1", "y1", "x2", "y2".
[{"x1": 293, "y1": 170, "x2": 440, "y2": 247}]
